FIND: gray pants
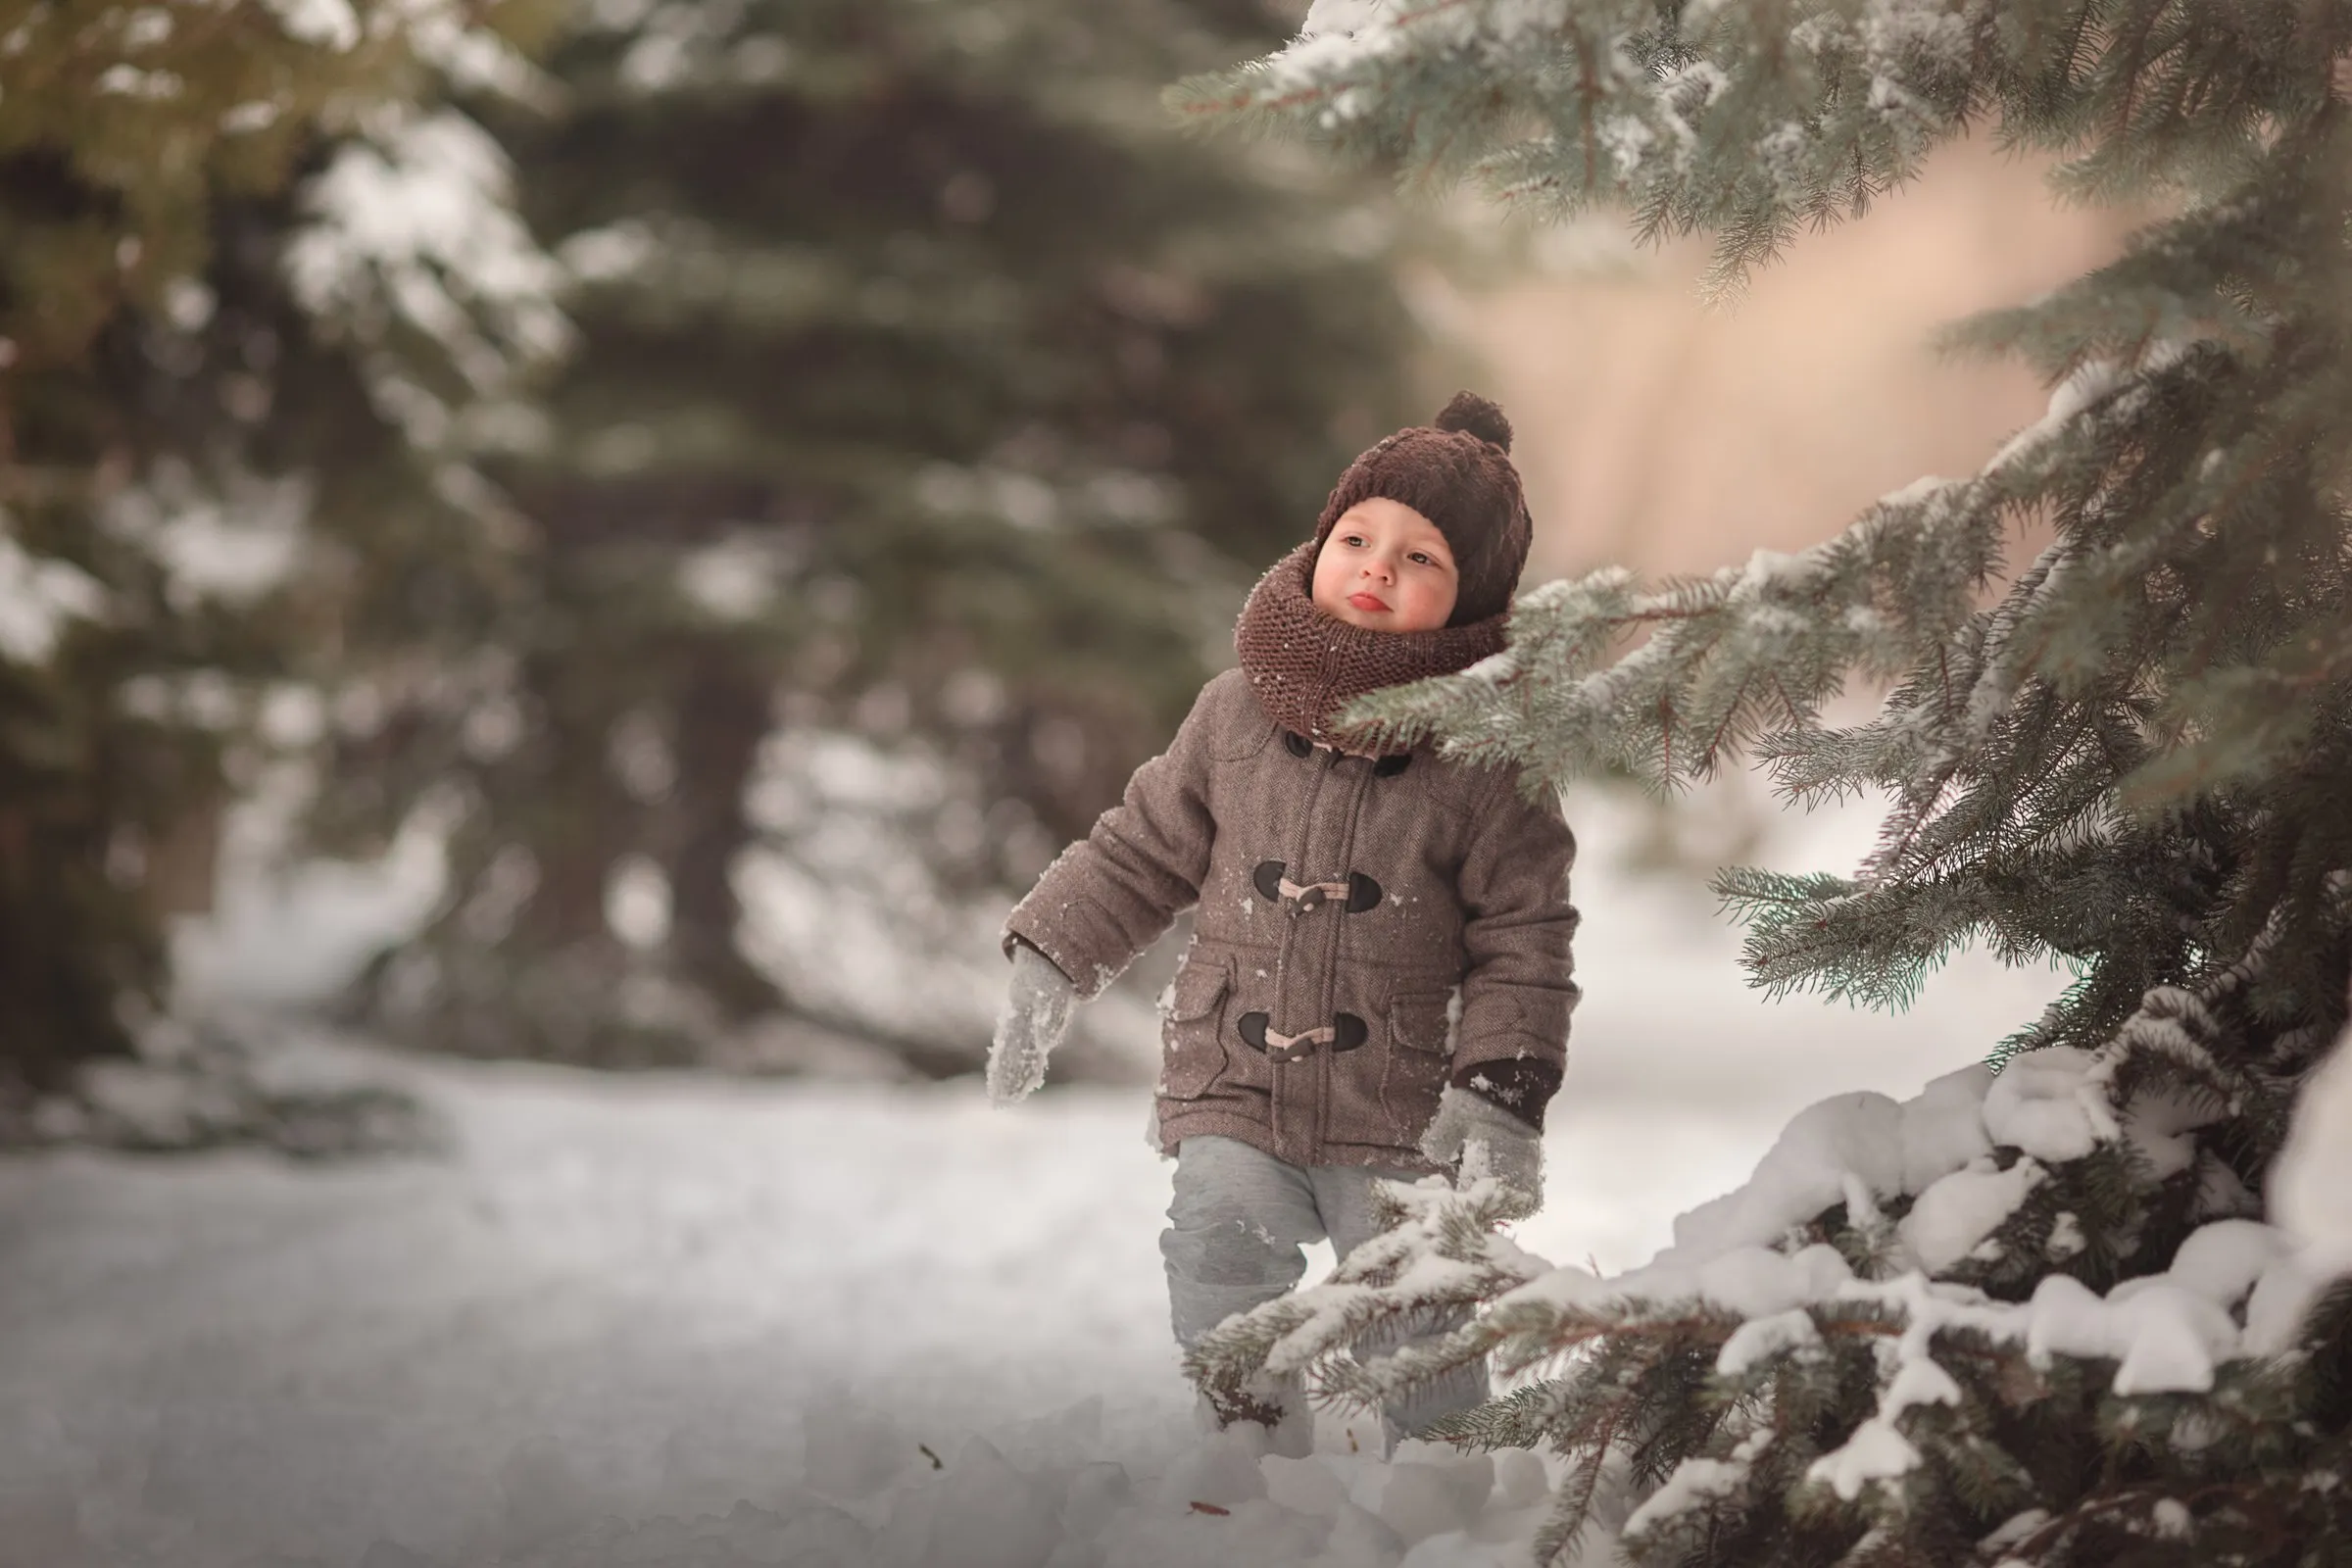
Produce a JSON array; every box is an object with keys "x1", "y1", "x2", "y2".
[{"x1": 1162, "y1": 1135, "x2": 1488, "y2": 1440}]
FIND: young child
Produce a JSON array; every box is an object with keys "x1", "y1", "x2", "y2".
[{"x1": 986, "y1": 392, "x2": 1580, "y2": 1447}]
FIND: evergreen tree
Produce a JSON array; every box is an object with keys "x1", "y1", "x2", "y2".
[
  {"x1": 338, "y1": 0, "x2": 1425, "y2": 1065},
  {"x1": 1181, "y1": 4, "x2": 2352, "y2": 1563},
  {"x1": 0, "y1": 1, "x2": 560, "y2": 1094}
]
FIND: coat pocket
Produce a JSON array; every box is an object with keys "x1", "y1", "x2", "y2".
[
  {"x1": 1381, "y1": 989, "x2": 1456, "y2": 1137},
  {"x1": 1157, "y1": 958, "x2": 1232, "y2": 1100}
]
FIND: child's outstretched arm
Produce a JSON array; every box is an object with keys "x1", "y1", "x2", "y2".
[
  {"x1": 985, "y1": 675, "x2": 1226, "y2": 1103},
  {"x1": 1000, "y1": 678, "x2": 1222, "y2": 1000}
]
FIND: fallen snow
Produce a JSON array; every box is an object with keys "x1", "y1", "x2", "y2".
[
  {"x1": 5, "y1": 775, "x2": 2106, "y2": 1567},
  {"x1": 0, "y1": 1048, "x2": 1642, "y2": 1568}
]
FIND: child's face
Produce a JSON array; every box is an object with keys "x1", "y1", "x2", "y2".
[{"x1": 1311, "y1": 498, "x2": 1459, "y2": 632}]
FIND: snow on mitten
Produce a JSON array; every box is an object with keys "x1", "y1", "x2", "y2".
[
  {"x1": 1417, "y1": 1083, "x2": 1543, "y2": 1217},
  {"x1": 988, "y1": 942, "x2": 1076, "y2": 1105}
]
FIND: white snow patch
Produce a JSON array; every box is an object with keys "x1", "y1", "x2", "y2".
[
  {"x1": 1716, "y1": 1307, "x2": 1818, "y2": 1376},
  {"x1": 1982, "y1": 1046, "x2": 2114, "y2": 1161},
  {"x1": 1663, "y1": 1090, "x2": 1904, "y2": 1257},
  {"x1": 1806, "y1": 1416, "x2": 1919, "y2": 1499},
  {"x1": 1900, "y1": 1154, "x2": 2044, "y2": 1274},
  {"x1": 0, "y1": 1057, "x2": 1607, "y2": 1568},
  {"x1": 1988, "y1": 359, "x2": 2126, "y2": 470},
  {"x1": 0, "y1": 526, "x2": 106, "y2": 662},
  {"x1": 2273, "y1": 1021, "x2": 2352, "y2": 1251},
  {"x1": 262, "y1": 0, "x2": 360, "y2": 50},
  {"x1": 104, "y1": 468, "x2": 309, "y2": 609},
  {"x1": 94, "y1": 63, "x2": 183, "y2": 97},
  {"x1": 284, "y1": 108, "x2": 569, "y2": 427},
  {"x1": 2026, "y1": 1273, "x2": 2236, "y2": 1394},
  {"x1": 1878, "y1": 473, "x2": 1956, "y2": 509},
  {"x1": 1299, "y1": 0, "x2": 1395, "y2": 37},
  {"x1": 1621, "y1": 1454, "x2": 1746, "y2": 1538},
  {"x1": 1882, "y1": 1353, "x2": 1962, "y2": 1417},
  {"x1": 2162, "y1": 1219, "x2": 2290, "y2": 1309},
  {"x1": 675, "y1": 533, "x2": 787, "y2": 621}
]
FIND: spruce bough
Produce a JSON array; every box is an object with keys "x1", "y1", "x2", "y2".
[{"x1": 1177, "y1": 3, "x2": 2352, "y2": 1564}]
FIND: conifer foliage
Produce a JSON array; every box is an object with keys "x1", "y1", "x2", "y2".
[
  {"x1": 1182, "y1": 4, "x2": 2352, "y2": 1563},
  {"x1": 0, "y1": 1, "x2": 560, "y2": 1091}
]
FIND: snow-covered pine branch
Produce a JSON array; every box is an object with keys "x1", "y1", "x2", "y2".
[
  {"x1": 1175, "y1": 2, "x2": 2315, "y2": 300},
  {"x1": 1175, "y1": 0, "x2": 1980, "y2": 291},
  {"x1": 1195, "y1": 970, "x2": 2352, "y2": 1566},
  {"x1": 1183, "y1": 1175, "x2": 1546, "y2": 1431},
  {"x1": 1338, "y1": 336, "x2": 2182, "y2": 793},
  {"x1": 1181, "y1": 7, "x2": 2352, "y2": 1562}
]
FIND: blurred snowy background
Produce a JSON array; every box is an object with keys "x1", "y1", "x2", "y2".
[{"x1": 0, "y1": 0, "x2": 2166, "y2": 1564}]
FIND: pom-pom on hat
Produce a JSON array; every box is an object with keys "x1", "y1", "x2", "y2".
[{"x1": 1311, "y1": 390, "x2": 1533, "y2": 627}]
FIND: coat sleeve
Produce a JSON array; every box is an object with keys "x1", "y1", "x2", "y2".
[
  {"x1": 1450, "y1": 766, "x2": 1581, "y2": 1129},
  {"x1": 1002, "y1": 682, "x2": 1221, "y2": 1000}
]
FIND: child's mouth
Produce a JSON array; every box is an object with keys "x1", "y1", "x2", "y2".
[{"x1": 1348, "y1": 592, "x2": 1390, "y2": 612}]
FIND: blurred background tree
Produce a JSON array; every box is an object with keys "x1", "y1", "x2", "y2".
[
  {"x1": 325, "y1": 0, "x2": 1424, "y2": 1068},
  {"x1": 0, "y1": 0, "x2": 562, "y2": 1102}
]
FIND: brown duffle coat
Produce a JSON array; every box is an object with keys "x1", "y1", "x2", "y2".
[{"x1": 1005, "y1": 667, "x2": 1580, "y2": 1173}]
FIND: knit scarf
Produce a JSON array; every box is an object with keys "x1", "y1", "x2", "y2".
[{"x1": 1231, "y1": 541, "x2": 1507, "y2": 753}]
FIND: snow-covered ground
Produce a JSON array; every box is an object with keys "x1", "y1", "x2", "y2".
[{"x1": 0, "y1": 782, "x2": 2081, "y2": 1567}]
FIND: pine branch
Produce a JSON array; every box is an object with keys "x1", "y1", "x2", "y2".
[
  {"x1": 1181, "y1": 1176, "x2": 1544, "y2": 1422},
  {"x1": 1175, "y1": 7, "x2": 2352, "y2": 1565}
]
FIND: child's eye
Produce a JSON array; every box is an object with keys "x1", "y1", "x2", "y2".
[{"x1": 1342, "y1": 534, "x2": 1366, "y2": 547}]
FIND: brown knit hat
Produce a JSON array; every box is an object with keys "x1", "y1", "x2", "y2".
[{"x1": 1311, "y1": 390, "x2": 1533, "y2": 627}]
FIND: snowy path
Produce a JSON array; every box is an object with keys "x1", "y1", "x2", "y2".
[
  {"x1": 0, "y1": 1055, "x2": 2026, "y2": 1567},
  {"x1": 0, "y1": 1056, "x2": 1753, "y2": 1566},
  {"x1": 2, "y1": 1067, "x2": 1168, "y2": 1562}
]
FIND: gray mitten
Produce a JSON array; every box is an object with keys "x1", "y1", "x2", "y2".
[
  {"x1": 1418, "y1": 1083, "x2": 1544, "y2": 1217},
  {"x1": 988, "y1": 942, "x2": 1076, "y2": 1105}
]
